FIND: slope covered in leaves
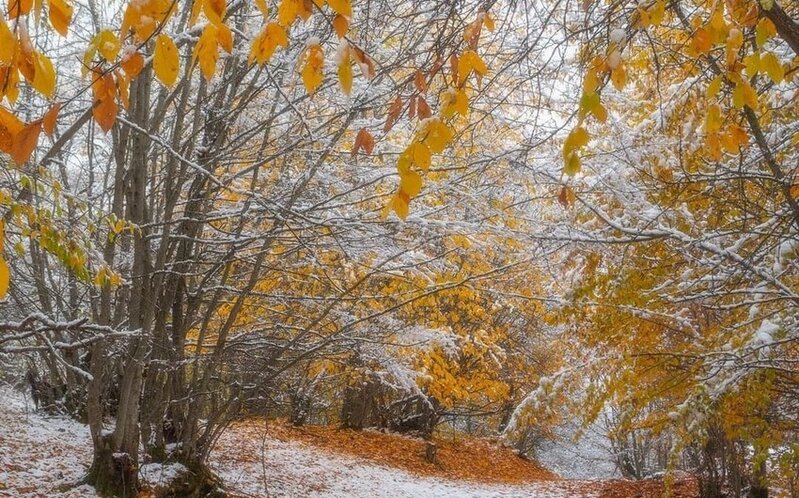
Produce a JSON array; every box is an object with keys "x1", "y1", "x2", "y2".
[
  {"x1": 228, "y1": 419, "x2": 558, "y2": 484},
  {"x1": 210, "y1": 419, "x2": 700, "y2": 498}
]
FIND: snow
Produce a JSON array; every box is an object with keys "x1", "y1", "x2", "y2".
[
  {"x1": 139, "y1": 462, "x2": 189, "y2": 487},
  {"x1": 0, "y1": 387, "x2": 98, "y2": 497},
  {"x1": 753, "y1": 319, "x2": 778, "y2": 348},
  {"x1": 609, "y1": 28, "x2": 625, "y2": 43}
]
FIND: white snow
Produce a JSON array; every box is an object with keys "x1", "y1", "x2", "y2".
[
  {"x1": 139, "y1": 462, "x2": 189, "y2": 487},
  {"x1": 0, "y1": 387, "x2": 98, "y2": 498}
]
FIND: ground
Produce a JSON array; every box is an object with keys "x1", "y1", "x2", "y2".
[{"x1": 0, "y1": 388, "x2": 698, "y2": 497}]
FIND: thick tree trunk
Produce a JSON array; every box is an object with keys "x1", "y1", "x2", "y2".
[{"x1": 87, "y1": 432, "x2": 138, "y2": 498}]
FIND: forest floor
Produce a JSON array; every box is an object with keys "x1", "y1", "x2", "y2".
[{"x1": 0, "y1": 387, "x2": 698, "y2": 497}]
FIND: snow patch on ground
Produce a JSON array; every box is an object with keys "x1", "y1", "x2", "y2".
[
  {"x1": 0, "y1": 387, "x2": 97, "y2": 497},
  {"x1": 139, "y1": 462, "x2": 189, "y2": 487}
]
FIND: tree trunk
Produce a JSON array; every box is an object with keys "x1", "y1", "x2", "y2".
[{"x1": 87, "y1": 432, "x2": 138, "y2": 498}]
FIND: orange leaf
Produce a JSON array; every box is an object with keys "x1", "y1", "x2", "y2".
[
  {"x1": 48, "y1": 0, "x2": 73, "y2": 36},
  {"x1": 11, "y1": 120, "x2": 42, "y2": 165},
  {"x1": 42, "y1": 102, "x2": 60, "y2": 137},
  {"x1": 332, "y1": 14, "x2": 348, "y2": 38},
  {"x1": 9, "y1": 0, "x2": 33, "y2": 18},
  {"x1": 121, "y1": 50, "x2": 144, "y2": 79},
  {"x1": 116, "y1": 71, "x2": 130, "y2": 109},
  {"x1": 92, "y1": 72, "x2": 117, "y2": 133}
]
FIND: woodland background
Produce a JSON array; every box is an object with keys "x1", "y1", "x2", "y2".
[{"x1": 0, "y1": 0, "x2": 797, "y2": 496}]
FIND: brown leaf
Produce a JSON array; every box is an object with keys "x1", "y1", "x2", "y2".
[
  {"x1": 449, "y1": 54, "x2": 459, "y2": 85},
  {"x1": 430, "y1": 56, "x2": 444, "y2": 79},
  {"x1": 351, "y1": 128, "x2": 375, "y2": 157},
  {"x1": 383, "y1": 96, "x2": 403, "y2": 133},
  {"x1": 351, "y1": 45, "x2": 375, "y2": 80},
  {"x1": 417, "y1": 97, "x2": 432, "y2": 120},
  {"x1": 558, "y1": 185, "x2": 576, "y2": 207},
  {"x1": 414, "y1": 70, "x2": 427, "y2": 93}
]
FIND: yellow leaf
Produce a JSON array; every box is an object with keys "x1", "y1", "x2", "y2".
[
  {"x1": 0, "y1": 255, "x2": 8, "y2": 299},
  {"x1": 254, "y1": 0, "x2": 268, "y2": 17},
  {"x1": 611, "y1": 65, "x2": 626, "y2": 90},
  {"x1": 648, "y1": 0, "x2": 665, "y2": 26},
  {"x1": 302, "y1": 42, "x2": 324, "y2": 95},
  {"x1": 760, "y1": 52, "x2": 784, "y2": 83},
  {"x1": 217, "y1": 24, "x2": 233, "y2": 53},
  {"x1": 755, "y1": 18, "x2": 775, "y2": 48},
  {"x1": 31, "y1": 52, "x2": 56, "y2": 98},
  {"x1": 277, "y1": 0, "x2": 300, "y2": 26},
  {"x1": 338, "y1": 59, "x2": 353, "y2": 96},
  {"x1": 391, "y1": 192, "x2": 410, "y2": 220},
  {"x1": 563, "y1": 126, "x2": 589, "y2": 158},
  {"x1": 744, "y1": 52, "x2": 760, "y2": 78},
  {"x1": 583, "y1": 67, "x2": 599, "y2": 94},
  {"x1": 337, "y1": 42, "x2": 352, "y2": 95},
  {"x1": 458, "y1": 50, "x2": 488, "y2": 86},
  {"x1": 410, "y1": 142, "x2": 431, "y2": 171},
  {"x1": 193, "y1": 24, "x2": 219, "y2": 80},
  {"x1": 48, "y1": 0, "x2": 73, "y2": 36},
  {"x1": 400, "y1": 170, "x2": 423, "y2": 197},
  {"x1": 327, "y1": 0, "x2": 351, "y2": 17},
  {"x1": 0, "y1": 18, "x2": 15, "y2": 66},
  {"x1": 705, "y1": 104, "x2": 722, "y2": 132},
  {"x1": 190, "y1": 0, "x2": 205, "y2": 26},
  {"x1": 706, "y1": 75, "x2": 722, "y2": 99},
  {"x1": 249, "y1": 22, "x2": 288, "y2": 64},
  {"x1": 96, "y1": 30, "x2": 121, "y2": 61},
  {"x1": 420, "y1": 118, "x2": 453, "y2": 154},
  {"x1": 563, "y1": 152, "x2": 581, "y2": 176},
  {"x1": 732, "y1": 79, "x2": 757, "y2": 109},
  {"x1": 483, "y1": 12, "x2": 495, "y2": 31},
  {"x1": 453, "y1": 88, "x2": 469, "y2": 116},
  {"x1": 441, "y1": 88, "x2": 469, "y2": 118},
  {"x1": 153, "y1": 34, "x2": 180, "y2": 86}
]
